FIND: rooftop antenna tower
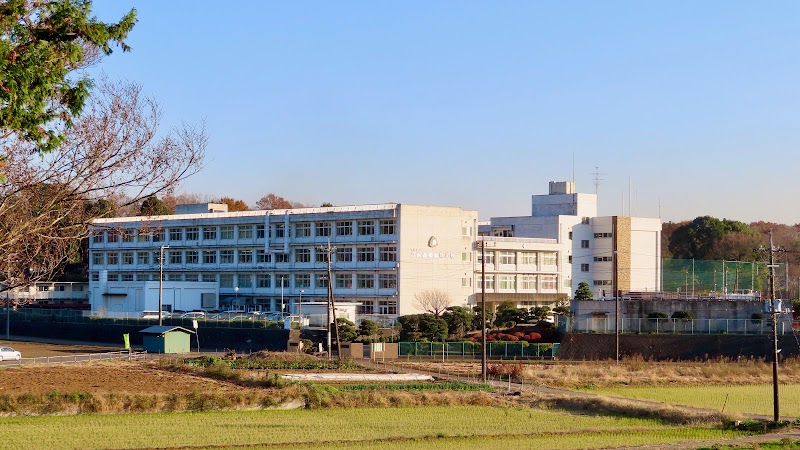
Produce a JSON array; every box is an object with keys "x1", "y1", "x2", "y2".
[{"x1": 591, "y1": 166, "x2": 606, "y2": 195}]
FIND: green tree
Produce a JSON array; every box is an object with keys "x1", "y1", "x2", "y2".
[
  {"x1": 335, "y1": 317, "x2": 357, "y2": 343},
  {"x1": 441, "y1": 306, "x2": 475, "y2": 338},
  {"x1": 418, "y1": 314, "x2": 448, "y2": 341},
  {"x1": 139, "y1": 195, "x2": 172, "y2": 216},
  {"x1": 529, "y1": 306, "x2": 551, "y2": 324},
  {"x1": 552, "y1": 300, "x2": 570, "y2": 316},
  {"x1": 320, "y1": 202, "x2": 333, "y2": 207},
  {"x1": 574, "y1": 281, "x2": 593, "y2": 301},
  {"x1": 358, "y1": 319, "x2": 379, "y2": 339},
  {"x1": 668, "y1": 216, "x2": 758, "y2": 260},
  {"x1": 0, "y1": 0, "x2": 137, "y2": 152}
]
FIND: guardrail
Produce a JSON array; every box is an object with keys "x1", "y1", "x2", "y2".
[{"x1": 0, "y1": 350, "x2": 148, "y2": 367}]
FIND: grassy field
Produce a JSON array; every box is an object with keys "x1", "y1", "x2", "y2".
[
  {"x1": 0, "y1": 406, "x2": 751, "y2": 450},
  {"x1": 584, "y1": 383, "x2": 800, "y2": 418}
]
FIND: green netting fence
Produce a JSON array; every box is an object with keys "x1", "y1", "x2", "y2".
[
  {"x1": 662, "y1": 259, "x2": 788, "y2": 296},
  {"x1": 398, "y1": 342, "x2": 559, "y2": 359}
]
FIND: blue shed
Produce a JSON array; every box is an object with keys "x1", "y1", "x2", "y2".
[{"x1": 139, "y1": 326, "x2": 195, "y2": 354}]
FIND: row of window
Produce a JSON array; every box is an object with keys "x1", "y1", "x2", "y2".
[
  {"x1": 92, "y1": 246, "x2": 398, "y2": 266},
  {"x1": 36, "y1": 285, "x2": 84, "y2": 292},
  {"x1": 94, "y1": 272, "x2": 398, "y2": 290},
  {"x1": 476, "y1": 251, "x2": 558, "y2": 266},
  {"x1": 476, "y1": 274, "x2": 558, "y2": 290},
  {"x1": 92, "y1": 220, "x2": 397, "y2": 244}
]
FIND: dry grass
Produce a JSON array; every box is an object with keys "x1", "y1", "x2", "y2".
[{"x1": 395, "y1": 357, "x2": 800, "y2": 389}]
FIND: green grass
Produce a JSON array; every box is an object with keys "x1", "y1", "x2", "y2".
[
  {"x1": 0, "y1": 406, "x2": 750, "y2": 450},
  {"x1": 583, "y1": 384, "x2": 800, "y2": 417}
]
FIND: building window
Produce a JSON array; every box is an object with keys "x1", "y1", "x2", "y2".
[
  {"x1": 357, "y1": 247, "x2": 375, "y2": 262},
  {"x1": 185, "y1": 274, "x2": 199, "y2": 282},
  {"x1": 186, "y1": 227, "x2": 199, "y2": 241},
  {"x1": 378, "y1": 300, "x2": 397, "y2": 315},
  {"x1": 379, "y1": 273, "x2": 396, "y2": 289},
  {"x1": 461, "y1": 226, "x2": 472, "y2": 236},
  {"x1": 295, "y1": 248, "x2": 311, "y2": 263},
  {"x1": 107, "y1": 230, "x2": 119, "y2": 243},
  {"x1": 276, "y1": 275, "x2": 289, "y2": 288},
  {"x1": 203, "y1": 227, "x2": 217, "y2": 240},
  {"x1": 275, "y1": 253, "x2": 289, "y2": 263},
  {"x1": 107, "y1": 252, "x2": 119, "y2": 265},
  {"x1": 106, "y1": 273, "x2": 119, "y2": 281},
  {"x1": 478, "y1": 252, "x2": 495, "y2": 265},
  {"x1": 237, "y1": 225, "x2": 253, "y2": 239},
  {"x1": 152, "y1": 229, "x2": 165, "y2": 242},
  {"x1": 581, "y1": 263, "x2": 589, "y2": 272},
  {"x1": 357, "y1": 220, "x2": 375, "y2": 236},
  {"x1": 38, "y1": 285, "x2": 49, "y2": 292},
  {"x1": 166, "y1": 274, "x2": 181, "y2": 281},
  {"x1": 169, "y1": 251, "x2": 183, "y2": 265},
  {"x1": 594, "y1": 232, "x2": 613, "y2": 238},
  {"x1": 315, "y1": 273, "x2": 329, "y2": 288},
  {"x1": 92, "y1": 252, "x2": 104, "y2": 266},
  {"x1": 238, "y1": 274, "x2": 253, "y2": 288},
  {"x1": 257, "y1": 274, "x2": 271, "y2": 288},
  {"x1": 360, "y1": 302, "x2": 375, "y2": 315},
  {"x1": 153, "y1": 251, "x2": 162, "y2": 264},
  {"x1": 91, "y1": 272, "x2": 100, "y2": 282},
  {"x1": 135, "y1": 273, "x2": 150, "y2": 281},
  {"x1": 379, "y1": 220, "x2": 396, "y2": 235},
  {"x1": 357, "y1": 273, "x2": 374, "y2": 289},
  {"x1": 256, "y1": 224, "x2": 265, "y2": 239},
  {"x1": 520, "y1": 252, "x2": 536, "y2": 265},
  {"x1": 568, "y1": 255, "x2": 573, "y2": 263},
  {"x1": 239, "y1": 249, "x2": 253, "y2": 264},
  {"x1": 336, "y1": 221, "x2": 352, "y2": 236},
  {"x1": 380, "y1": 246, "x2": 397, "y2": 262},
  {"x1": 481, "y1": 275, "x2": 495, "y2": 290},
  {"x1": 295, "y1": 223, "x2": 311, "y2": 238},
  {"x1": 220, "y1": 250, "x2": 234, "y2": 264},
  {"x1": 202, "y1": 274, "x2": 216, "y2": 283},
  {"x1": 274, "y1": 224, "x2": 286, "y2": 238},
  {"x1": 593, "y1": 280, "x2": 612, "y2": 286},
  {"x1": 336, "y1": 247, "x2": 353, "y2": 262},
  {"x1": 499, "y1": 251, "x2": 516, "y2": 265},
  {"x1": 220, "y1": 226, "x2": 234, "y2": 240},
  {"x1": 461, "y1": 277, "x2": 471, "y2": 287},
  {"x1": 580, "y1": 240, "x2": 589, "y2": 248},
  {"x1": 203, "y1": 250, "x2": 217, "y2": 264},
  {"x1": 73, "y1": 285, "x2": 84, "y2": 292},
  {"x1": 568, "y1": 231, "x2": 573, "y2": 240},
  {"x1": 219, "y1": 274, "x2": 233, "y2": 288},
  {"x1": 521, "y1": 275, "x2": 536, "y2": 290},
  {"x1": 541, "y1": 275, "x2": 557, "y2": 290},
  {"x1": 186, "y1": 251, "x2": 198, "y2": 264},
  {"x1": 461, "y1": 252, "x2": 471, "y2": 262},
  {"x1": 295, "y1": 274, "x2": 311, "y2": 288},
  {"x1": 499, "y1": 275, "x2": 515, "y2": 290},
  {"x1": 122, "y1": 230, "x2": 135, "y2": 242},
  {"x1": 316, "y1": 250, "x2": 329, "y2": 263},
  {"x1": 316, "y1": 222, "x2": 331, "y2": 237},
  {"x1": 335, "y1": 274, "x2": 352, "y2": 289},
  {"x1": 256, "y1": 249, "x2": 271, "y2": 263},
  {"x1": 121, "y1": 274, "x2": 134, "y2": 282},
  {"x1": 594, "y1": 256, "x2": 613, "y2": 262},
  {"x1": 137, "y1": 230, "x2": 149, "y2": 242},
  {"x1": 92, "y1": 232, "x2": 104, "y2": 244},
  {"x1": 169, "y1": 228, "x2": 182, "y2": 241},
  {"x1": 541, "y1": 252, "x2": 557, "y2": 266}
]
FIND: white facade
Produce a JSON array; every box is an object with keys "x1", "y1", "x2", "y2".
[
  {"x1": 3, "y1": 282, "x2": 89, "y2": 307},
  {"x1": 88, "y1": 204, "x2": 477, "y2": 318}
]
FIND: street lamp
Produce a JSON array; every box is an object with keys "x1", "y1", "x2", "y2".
[
  {"x1": 234, "y1": 286, "x2": 239, "y2": 310},
  {"x1": 158, "y1": 245, "x2": 169, "y2": 326},
  {"x1": 298, "y1": 289, "x2": 304, "y2": 327}
]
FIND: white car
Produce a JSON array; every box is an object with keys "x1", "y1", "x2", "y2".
[
  {"x1": 181, "y1": 311, "x2": 207, "y2": 319},
  {"x1": 0, "y1": 346, "x2": 21, "y2": 361}
]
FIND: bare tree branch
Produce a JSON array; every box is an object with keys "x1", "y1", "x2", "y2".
[{"x1": 413, "y1": 288, "x2": 452, "y2": 317}]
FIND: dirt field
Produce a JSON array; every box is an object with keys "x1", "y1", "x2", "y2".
[
  {"x1": 0, "y1": 340, "x2": 120, "y2": 358},
  {"x1": 0, "y1": 341, "x2": 246, "y2": 395}
]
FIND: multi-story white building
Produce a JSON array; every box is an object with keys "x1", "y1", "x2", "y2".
[
  {"x1": 88, "y1": 204, "x2": 477, "y2": 318},
  {"x1": 3, "y1": 282, "x2": 89, "y2": 308}
]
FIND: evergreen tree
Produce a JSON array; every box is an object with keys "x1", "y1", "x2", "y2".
[{"x1": 574, "y1": 281, "x2": 593, "y2": 301}]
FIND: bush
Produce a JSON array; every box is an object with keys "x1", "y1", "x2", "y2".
[
  {"x1": 671, "y1": 311, "x2": 694, "y2": 320},
  {"x1": 647, "y1": 312, "x2": 668, "y2": 320},
  {"x1": 751, "y1": 313, "x2": 765, "y2": 325}
]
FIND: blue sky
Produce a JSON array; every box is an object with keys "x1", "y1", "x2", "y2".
[{"x1": 89, "y1": 2, "x2": 800, "y2": 224}]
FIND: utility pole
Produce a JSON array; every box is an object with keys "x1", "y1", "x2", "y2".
[
  {"x1": 158, "y1": 244, "x2": 169, "y2": 326},
  {"x1": 760, "y1": 230, "x2": 784, "y2": 423},
  {"x1": 480, "y1": 239, "x2": 487, "y2": 382},
  {"x1": 319, "y1": 242, "x2": 339, "y2": 360}
]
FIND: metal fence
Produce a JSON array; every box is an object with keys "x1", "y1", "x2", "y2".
[
  {"x1": 570, "y1": 317, "x2": 797, "y2": 335},
  {"x1": 0, "y1": 350, "x2": 147, "y2": 367},
  {"x1": 398, "y1": 342, "x2": 559, "y2": 359}
]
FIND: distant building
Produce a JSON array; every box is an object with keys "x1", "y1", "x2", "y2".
[{"x1": 2, "y1": 282, "x2": 89, "y2": 309}]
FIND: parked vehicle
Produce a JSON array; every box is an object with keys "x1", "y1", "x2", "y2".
[
  {"x1": 141, "y1": 310, "x2": 171, "y2": 319},
  {"x1": 0, "y1": 346, "x2": 21, "y2": 361},
  {"x1": 181, "y1": 311, "x2": 206, "y2": 319}
]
